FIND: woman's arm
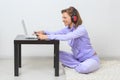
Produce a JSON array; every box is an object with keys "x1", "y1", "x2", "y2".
[
  {"x1": 36, "y1": 27, "x2": 70, "y2": 40},
  {"x1": 47, "y1": 26, "x2": 86, "y2": 41},
  {"x1": 44, "y1": 27, "x2": 70, "y2": 35}
]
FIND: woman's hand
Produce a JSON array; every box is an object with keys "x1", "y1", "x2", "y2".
[
  {"x1": 33, "y1": 30, "x2": 48, "y2": 40},
  {"x1": 34, "y1": 31, "x2": 45, "y2": 35},
  {"x1": 37, "y1": 34, "x2": 48, "y2": 40}
]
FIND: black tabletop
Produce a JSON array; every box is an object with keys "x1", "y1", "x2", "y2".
[{"x1": 14, "y1": 35, "x2": 59, "y2": 43}]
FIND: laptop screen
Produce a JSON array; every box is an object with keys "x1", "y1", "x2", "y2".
[{"x1": 21, "y1": 20, "x2": 28, "y2": 35}]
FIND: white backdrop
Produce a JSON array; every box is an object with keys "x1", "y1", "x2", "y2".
[{"x1": 0, "y1": 0, "x2": 120, "y2": 59}]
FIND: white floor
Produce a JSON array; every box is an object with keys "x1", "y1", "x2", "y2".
[{"x1": 0, "y1": 57, "x2": 66, "y2": 80}]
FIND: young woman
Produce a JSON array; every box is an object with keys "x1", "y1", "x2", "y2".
[{"x1": 35, "y1": 6, "x2": 100, "y2": 74}]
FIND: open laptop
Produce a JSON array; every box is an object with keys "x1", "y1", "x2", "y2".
[{"x1": 21, "y1": 20, "x2": 37, "y2": 39}]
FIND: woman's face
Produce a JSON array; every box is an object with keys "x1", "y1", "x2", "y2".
[{"x1": 62, "y1": 12, "x2": 72, "y2": 26}]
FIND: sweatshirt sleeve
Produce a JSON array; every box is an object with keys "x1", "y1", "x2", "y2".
[
  {"x1": 47, "y1": 26, "x2": 86, "y2": 41},
  {"x1": 44, "y1": 27, "x2": 69, "y2": 35}
]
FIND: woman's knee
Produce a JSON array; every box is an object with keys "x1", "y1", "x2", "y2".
[
  {"x1": 75, "y1": 59, "x2": 100, "y2": 74},
  {"x1": 59, "y1": 51, "x2": 66, "y2": 58},
  {"x1": 59, "y1": 51, "x2": 73, "y2": 58},
  {"x1": 75, "y1": 65, "x2": 91, "y2": 73}
]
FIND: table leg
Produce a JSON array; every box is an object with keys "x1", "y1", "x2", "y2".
[
  {"x1": 14, "y1": 42, "x2": 19, "y2": 76},
  {"x1": 54, "y1": 42, "x2": 59, "y2": 76},
  {"x1": 54, "y1": 45, "x2": 56, "y2": 68},
  {"x1": 18, "y1": 44, "x2": 21, "y2": 68}
]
